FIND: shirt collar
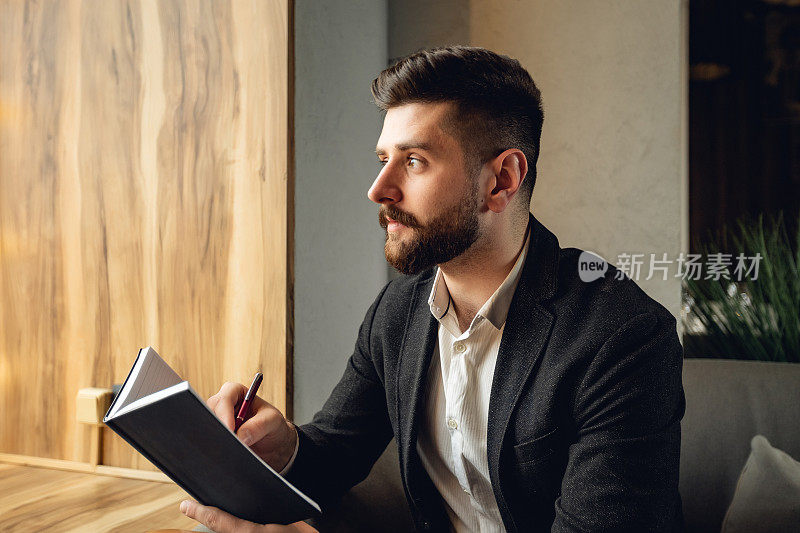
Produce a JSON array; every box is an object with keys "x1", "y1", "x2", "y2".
[{"x1": 427, "y1": 223, "x2": 531, "y2": 331}]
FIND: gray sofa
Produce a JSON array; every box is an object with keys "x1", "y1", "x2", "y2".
[{"x1": 312, "y1": 359, "x2": 800, "y2": 532}]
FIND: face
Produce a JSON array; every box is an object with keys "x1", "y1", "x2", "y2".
[{"x1": 369, "y1": 102, "x2": 483, "y2": 275}]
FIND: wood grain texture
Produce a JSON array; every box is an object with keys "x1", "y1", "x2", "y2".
[
  {"x1": 0, "y1": 452, "x2": 172, "y2": 482},
  {"x1": 0, "y1": 0, "x2": 292, "y2": 470},
  {"x1": 0, "y1": 464, "x2": 197, "y2": 532}
]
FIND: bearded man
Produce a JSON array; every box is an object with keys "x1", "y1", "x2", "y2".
[{"x1": 183, "y1": 46, "x2": 685, "y2": 532}]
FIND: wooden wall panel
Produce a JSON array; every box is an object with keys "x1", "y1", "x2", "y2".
[{"x1": 0, "y1": 0, "x2": 292, "y2": 469}]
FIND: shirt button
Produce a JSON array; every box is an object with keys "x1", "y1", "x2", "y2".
[
  {"x1": 447, "y1": 417, "x2": 458, "y2": 430},
  {"x1": 463, "y1": 487, "x2": 469, "y2": 494},
  {"x1": 454, "y1": 342, "x2": 466, "y2": 353}
]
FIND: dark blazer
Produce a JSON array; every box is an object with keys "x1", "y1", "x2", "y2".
[{"x1": 286, "y1": 215, "x2": 685, "y2": 532}]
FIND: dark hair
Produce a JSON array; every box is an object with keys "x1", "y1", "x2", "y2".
[{"x1": 371, "y1": 46, "x2": 544, "y2": 204}]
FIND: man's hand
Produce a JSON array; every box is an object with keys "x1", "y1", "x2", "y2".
[
  {"x1": 207, "y1": 382, "x2": 298, "y2": 471},
  {"x1": 180, "y1": 500, "x2": 317, "y2": 533}
]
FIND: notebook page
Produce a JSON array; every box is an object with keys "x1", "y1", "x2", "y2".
[
  {"x1": 113, "y1": 381, "x2": 190, "y2": 417},
  {"x1": 110, "y1": 347, "x2": 183, "y2": 416}
]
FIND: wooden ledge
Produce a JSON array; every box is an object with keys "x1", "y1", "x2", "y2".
[{"x1": 0, "y1": 452, "x2": 171, "y2": 483}]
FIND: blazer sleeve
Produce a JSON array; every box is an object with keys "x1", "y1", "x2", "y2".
[
  {"x1": 552, "y1": 310, "x2": 685, "y2": 532},
  {"x1": 283, "y1": 283, "x2": 395, "y2": 508}
]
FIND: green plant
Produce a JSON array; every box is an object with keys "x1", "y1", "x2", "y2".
[{"x1": 683, "y1": 213, "x2": 800, "y2": 362}]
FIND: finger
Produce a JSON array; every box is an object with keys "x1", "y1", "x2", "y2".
[
  {"x1": 212, "y1": 382, "x2": 246, "y2": 431},
  {"x1": 206, "y1": 394, "x2": 220, "y2": 410},
  {"x1": 180, "y1": 500, "x2": 308, "y2": 533},
  {"x1": 181, "y1": 500, "x2": 253, "y2": 533},
  {"x1": 236, "y1": 397, "x2": 282, "y2": 445}
]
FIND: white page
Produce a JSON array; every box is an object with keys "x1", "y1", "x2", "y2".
[
  {"x1": 113, "y1": 380, "x2": 189, "y2": 417},
  {"x1": 108, "y1": 347, "x2": 182, "y2": 418}
]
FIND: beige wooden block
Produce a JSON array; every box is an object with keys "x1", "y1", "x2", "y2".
[{"x1": 76, "y1": 388, "x2": 114, "y2": 426}]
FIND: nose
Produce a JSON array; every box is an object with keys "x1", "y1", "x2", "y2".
[{"x1": 367, "y1": 162, "x2": 403, "y2": 205}]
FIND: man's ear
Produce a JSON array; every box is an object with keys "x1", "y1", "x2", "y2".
[{"x1": 485, "y1": 149, "x2": 528, "y2": 213}]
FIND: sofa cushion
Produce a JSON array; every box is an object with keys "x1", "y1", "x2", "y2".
[
  {"x1": 721, "y1": 435, "x2": 800, "y2": 533},
  {"x1": 680, "y1": 359, "x2": 800, "y2": 532}
]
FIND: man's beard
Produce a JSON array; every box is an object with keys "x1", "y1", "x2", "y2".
[{"x1": 378, "y1": 185, "x2": 480, "y2": 275}]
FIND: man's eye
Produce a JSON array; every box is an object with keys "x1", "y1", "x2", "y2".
[{"x1": 377, "y1": 157, "x2": 422, "y2": 168}]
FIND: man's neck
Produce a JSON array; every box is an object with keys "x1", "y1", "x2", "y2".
[{"x1": 439, "y1": 216, "x2": 529, "y2": 333}]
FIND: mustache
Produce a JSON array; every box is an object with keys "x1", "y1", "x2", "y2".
[{"x1": 378, "y1": 206, "x2": 419, "y2": 229}]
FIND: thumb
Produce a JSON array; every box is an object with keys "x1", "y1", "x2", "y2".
[{"x1": 181, "y1": 500, "x2": 240, "y2": 533}]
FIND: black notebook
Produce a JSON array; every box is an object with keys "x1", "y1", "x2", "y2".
[{"x1": 103, "y1": 347, "x2": 320, "y2": 525}]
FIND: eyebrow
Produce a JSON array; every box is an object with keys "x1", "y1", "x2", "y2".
[{"x1": 375, "y1": 141, "x2": 434, "y2": 156}]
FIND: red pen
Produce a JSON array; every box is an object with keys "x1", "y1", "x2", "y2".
[{"x1": 234, "y1": 372, "x2": 263, "y2": 432}]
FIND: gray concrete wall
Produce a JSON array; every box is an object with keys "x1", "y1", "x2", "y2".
[
  {"x1": 293, "y1": 0, "x2": 388, "y2": 423},
  {"x1": 388, "y1": 0, "x2": 688, "y2": 318}
]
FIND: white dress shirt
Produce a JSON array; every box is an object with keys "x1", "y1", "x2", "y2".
[{"x1": 416, "y1": 227, "x2": 531, "y2": 532}]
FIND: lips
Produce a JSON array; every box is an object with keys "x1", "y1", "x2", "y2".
[
  {"x1": 379, "y1": 208, "x2": 415, "y2": 231},
  {"x1": 386, "y1": 217, "x2": 406, "y2": 231}
]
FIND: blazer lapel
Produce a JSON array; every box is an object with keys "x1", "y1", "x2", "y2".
[
  {"x1": 487, "y1": 215, "x2": 559, "y2": 530},
  {"x1": 396, "y1": 273, "x2": 439, "y2": 493}
]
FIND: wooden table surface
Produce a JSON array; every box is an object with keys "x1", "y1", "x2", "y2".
[{"x1": 0, "y1": 463, "x2": 199, "y2": 532}]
